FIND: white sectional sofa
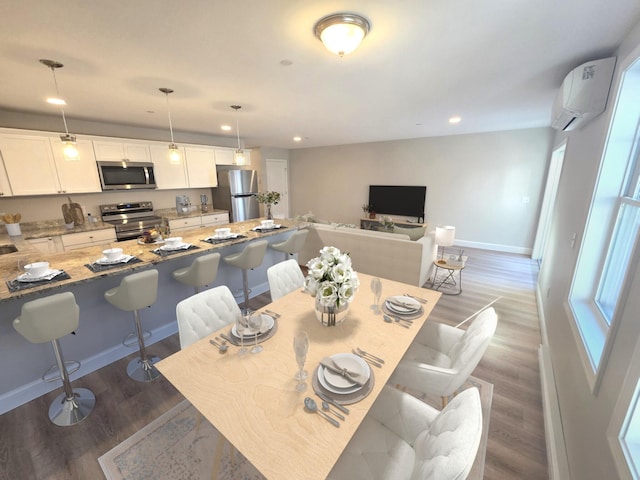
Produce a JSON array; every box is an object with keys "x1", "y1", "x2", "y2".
[{"x1": 298, "y1": 223, "x2": 437, "y2": 287}]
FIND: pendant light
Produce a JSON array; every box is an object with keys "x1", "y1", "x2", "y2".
[
  {"x1": 231, "y1": 105, "x2": 247, "y2": 165},
  {"x1": 314, "y1": 13, "x2": 370, "y2": 57},
  {"x1": 159, "y1": 88, "x2": 181, "y2": 164},
  {"x1": 39, "y1": 59, "x2": 79, "y2": 161}
]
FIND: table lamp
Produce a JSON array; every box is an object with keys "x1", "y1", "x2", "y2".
[{"x1": 435, "y1": 225, "x2": 456, "y2": 264}]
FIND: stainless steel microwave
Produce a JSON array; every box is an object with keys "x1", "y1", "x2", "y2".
[{"x1": 97, "y1": 161, "x2": 157, "y2": 190}]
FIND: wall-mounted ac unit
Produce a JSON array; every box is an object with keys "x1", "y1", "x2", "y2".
[{"x1": 551, "y1": 56, "x2": 616, "y2": 131}]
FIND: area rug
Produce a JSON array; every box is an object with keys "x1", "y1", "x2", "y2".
[{"x1": 99, "y1": 377, "x2": 492, "y2": 480}]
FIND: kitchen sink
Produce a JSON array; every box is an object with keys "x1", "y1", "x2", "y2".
[{"x1": 0, "y1": 244, "x2": 18, "y2": 255}]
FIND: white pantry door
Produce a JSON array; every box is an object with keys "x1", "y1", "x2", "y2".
[{"x1": 266, "y1": 159, "x2": 289, "y2": 219}]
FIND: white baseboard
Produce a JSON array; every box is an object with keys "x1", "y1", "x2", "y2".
[{"x1": 454, "y1": 239, "x2": 532, "y2": 255}]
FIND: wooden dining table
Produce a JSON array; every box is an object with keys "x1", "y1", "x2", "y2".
[{"x1": 156, "y1": 272, "x2": 441, "y2": 480}]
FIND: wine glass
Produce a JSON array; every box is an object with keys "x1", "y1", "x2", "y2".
[
  {"x1": 236, "y1": 308, "x2": 251, "y2": 355},
  {"x1": 248, "y1": 312, "x2": 263, "y2": 354},
  {"x1": 293, "y1": 331, "x2": 309, "y2": 392},
  {"x1": 370, "y1": 277, "x2": 382, "y2": 311}
]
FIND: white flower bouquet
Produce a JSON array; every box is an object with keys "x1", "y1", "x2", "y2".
[{"x1": 304, "y1": 246, "x2": 359, "y2": 308}]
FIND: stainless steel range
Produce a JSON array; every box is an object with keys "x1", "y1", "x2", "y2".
[{"x1": 100, "y1": 201, "x2": 163, "y2": 242}]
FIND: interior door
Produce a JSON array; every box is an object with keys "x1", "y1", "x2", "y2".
[{"x1": 266, "y1": 159, "x2": 289, "y2": 219}]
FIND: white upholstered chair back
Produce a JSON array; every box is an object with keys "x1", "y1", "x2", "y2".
[
  {"x1": 267, "y1": 259, "x2": 305, "y2": 301},
  {"x1": 390, "y1": 308, "x2": 497, "y2": 403},
  {"x1": 327, "y1": 385, "x2": 483, "y2": 480},
  {"x1": 13, "y1": 292, "x2": 79, "y2": 343},
  {"x1": 104, "y1": 269, "x2": 159, "y2": 311},
  {"x1": 176, "y1": 285, "x2": 241, "y2": 349}
]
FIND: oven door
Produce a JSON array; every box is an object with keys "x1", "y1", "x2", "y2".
[{"x1": 98, "y1": 161, "x2": 157, "y2": 191}]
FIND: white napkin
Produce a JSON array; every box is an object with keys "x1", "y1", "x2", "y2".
[{"x1": 320, "y1": 357, "x2": 368, "y2": 386}]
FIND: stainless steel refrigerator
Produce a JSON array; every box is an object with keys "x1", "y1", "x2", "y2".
[{"x1": 213, "y1": 169, "x2": 260, "y2": 222}]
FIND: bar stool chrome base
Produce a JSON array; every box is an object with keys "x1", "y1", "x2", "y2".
[
  {"x1": 48, "y1": 387, "x2": 96, "y2": 426},
  {"x1": 127, "y1": 355, "x2": 161, "y2": 382}
]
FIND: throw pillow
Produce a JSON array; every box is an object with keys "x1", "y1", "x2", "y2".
[{"x1": 393, "y1": 225, "x2": 427, "y2": 241}]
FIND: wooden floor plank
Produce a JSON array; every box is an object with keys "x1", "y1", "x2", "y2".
[{"x1": 0, "y1": 247, "x2": 548, "y2": 480}]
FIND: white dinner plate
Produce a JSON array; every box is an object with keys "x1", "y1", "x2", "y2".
[
  {"x1": 385, "y1": 295, "x2": 421, "y2": 314},
  {"x1": 209, "y1": 233, "x2": 238, "y2": 240},
  {"x1": 17, "y1": 269, "x2": 62, "y2": 282},
  {"x1": 96, "y1": 255, "x2": 130, "y2": 265},
  {"x1": 160, "y1": 243, "x2": 191, "y2": 251},
  {"x1": 231, "y1": 314, "x2": 275, "y2": 338},
  {"x1": 318, "y1": 353, "x2": 371, "y2": 394},
  {"x1": 253, "y1": 225, "x2": 281, "y2": 231}
]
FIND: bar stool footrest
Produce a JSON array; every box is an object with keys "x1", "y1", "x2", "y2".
[
  {"x1": 42, "y1": 360, "x2": 81, "y2": 383},
  {"x1": 122, "y1": 330, "x2": 151, "y2": 348}
]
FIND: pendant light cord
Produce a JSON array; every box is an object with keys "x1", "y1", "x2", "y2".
[
  {"x1": 49, "y1": 67, "x2": 70, "y2": 135},
  {"x1": 236, "y1": 118, "x2": 241, "y2": 150},
  {"x1": 165, "y1": 93, "x2": 175, "y2": 144}
]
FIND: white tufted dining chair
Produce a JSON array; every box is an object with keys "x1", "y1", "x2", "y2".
[
  {"x1": 267, "y1": 259, "x2": 305, "y2": 301},
  {"x1": 390, "y1": 307, "x2": 497, "y2": 407},
  {"x1": 327, "y1": 385, "x2": 483, "y2": 480},
  {"x1": 176, "y1": 285, "x2": 241, "y2": 349}
]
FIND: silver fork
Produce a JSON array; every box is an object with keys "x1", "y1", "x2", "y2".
[
  {"x1": 356, "y1": 347, "x2": 385, "y2": 364},
  {"x1": 404, "y1": 293, "x2": 428, "y2": 304},
  {"x1": 352, "y1": 349, "x2": 382, "y2": 368},
  {"x1": 264, "y1": 309, "x2": 281, "y2": 318}
]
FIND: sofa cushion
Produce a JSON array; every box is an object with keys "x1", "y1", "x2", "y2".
[{"x1": 393, "y1": 225, "x2": 427, "y2": 241}]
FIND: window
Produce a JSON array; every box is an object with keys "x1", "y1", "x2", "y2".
[{"x1": 569, "y1": 54, "x2": 640, "y2": 382}]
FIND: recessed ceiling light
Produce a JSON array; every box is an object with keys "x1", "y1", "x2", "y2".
[
  {"x1": 449, "y1": 116, "x2": 462, "y2": 124},
  {"x1": 293, "y1": 136, "x2": 302, "y2": 142},
  {"x1": 46, "y1": 97, "x2": 66, "y2": 105},
  {"x1": 221, "y1": 125, "x2": 232, "y2": 131}
]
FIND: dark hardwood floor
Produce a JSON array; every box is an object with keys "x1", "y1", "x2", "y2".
[{"x1": 0, "y1": 248, "x2": 548, "y2": 480}]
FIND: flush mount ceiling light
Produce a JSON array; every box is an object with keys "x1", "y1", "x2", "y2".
[
  {"x1": 230, "y1": 105, "x2": 247, "y2": 165},
  {"x1": 159, "y1": 87, "x2": 181, "y2": 164},
  {"x1": 39, "y1": 59, "x2": 79, "y2": 161},
  {"x1": 314, "y1": 13, "x2": 370, "y2": 57}
]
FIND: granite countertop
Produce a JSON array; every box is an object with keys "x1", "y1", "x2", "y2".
[
  {"x1": 0, "y1": 218, "x2": 298, "y2": 303},
  {"x1": 17, "y1": 219, "x2": 116, "y2": 239}
]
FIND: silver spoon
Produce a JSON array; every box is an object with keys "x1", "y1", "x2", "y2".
[
  {"x1": 303, "y1": 397, "x2": 339, "y2": 427},
  {"x1": 383, "y1": 314, "x2": 410, "y2": 328},
  {"x1": 209, "y1": 339, "x2": 229, "y2": 353},
  {"x1": 322, "y1": 401, "x2": 345, "y2": 421}
]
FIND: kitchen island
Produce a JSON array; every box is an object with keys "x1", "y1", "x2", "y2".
[{"x1": 0, "y1": 218, "x2": 300, "y2": 414}]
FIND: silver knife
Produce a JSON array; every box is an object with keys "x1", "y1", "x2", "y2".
[
  {"x1": 220, "y1": 332, "x2": 238, "y2": 345},
  {"x1": 404, "y1": 293, "x2": 427, "y2": 303},
  {"x1": 316, "y1": 391, "x2": 350, "y2": 415}
]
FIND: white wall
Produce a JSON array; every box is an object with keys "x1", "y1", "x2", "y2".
[
  {"x1": 289, "y1": 128, "x2": 553, "y2": 252},
  {"x1": 538, "y1": 18, "x2": 640, "y2": 479}
]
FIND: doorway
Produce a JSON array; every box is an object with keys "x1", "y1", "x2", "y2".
[{"x1": 265, "y1": 159, "x2": 289, "y2": 219}]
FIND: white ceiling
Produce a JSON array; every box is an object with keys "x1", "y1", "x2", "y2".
[{"x1": 1, "y1": 1, "x2": 639, "y2": 150}]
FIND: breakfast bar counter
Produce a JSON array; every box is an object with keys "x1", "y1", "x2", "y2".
[{"x1": 0, "y1": 218, "x2": 300, "y2": 414}]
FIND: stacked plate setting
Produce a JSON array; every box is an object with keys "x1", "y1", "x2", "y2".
[
  {"x1": 230, "y1": 314, "x2": 275, "y2": 341},
  {"x1": 159, "y1": 242, "x2": 191, "y2": 251},
  {"x1": 317, "y1": 353, "x2": 371, "y2": 395},
  {"x1": 384, "y1": 295, "x2": 423, "y2": 317}
]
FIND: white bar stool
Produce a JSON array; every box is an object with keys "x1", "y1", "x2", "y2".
[
  {"x1": 172, "y1": 252, "x2": 221, "y2": 294},
  {"x1": 222, "y1": 240, "x2": 268, "y2": 309},
  {"x1": 270, "y1": 229, "x2": 309, "y2": 261},
  {"x1": 104, "y1": 269, "x2": 161, "y2": 382},
  {"x1": 13, "y1": 292, "x2": 95, "y2": 426}
]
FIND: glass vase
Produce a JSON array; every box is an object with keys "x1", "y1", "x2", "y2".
[
  {"x1": 315, "y1": 296, "x2": 349, "y2": 327},
  {"x1": 266, "y1": 204, "x2": 273, "y2": 220}
]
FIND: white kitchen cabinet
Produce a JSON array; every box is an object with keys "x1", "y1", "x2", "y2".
[
  {"x1": 93, "y1": 141, "x2": 151, "y2": 162},
  {"x1": 184, "y1": 147, "x2": 218, "y2": 187},
  {"x1": 0, "y1": 157, "x2": 12, "y2": 197},
  {"x1": 168, "y1": 216, "x2": 202, "y2": 232},
  {"x1": 201, "y1": 212, "x2": 229, "y2": 226},
  {"x1": 28, "y1": 236, "x2": 63, "y2": 254},
  {"x1": 214, "y1": 148, "x2": 251, "y2": 166},
  {"x1": 61, "y1": 228, "x2": 116, "y2": 251},
  {"x1": 0, "y1": 134, "x2": 60, "y2": 195},
  {"x1": 49, "y1": 138, "x2": 101, "y2": 193},
  {"x1": 149, "y1": 143, "x2": 188, "y2": 189}
]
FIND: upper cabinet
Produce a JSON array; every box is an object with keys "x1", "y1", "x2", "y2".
[
  {"x1": 184, "y1": 146, "x2": 218, "y2": 187},
  {"x1": 0, "y1": 156, "x2": 12, "y2": 197},
  {"x1": 215, "y1": 147, "x2": 251, "y2": 166},
  {"x1": 149, "y1": 143, "x2": 188, "y2": 189},
  {"x1": 0, "y1": 133, "x2": 60, "y2": 195},
  {"x1": 93, "y1": 141, "x2": 151, "y2": 162},
  {"x1": 50, "y1": 138, "x2": 101, "y2": 193}
]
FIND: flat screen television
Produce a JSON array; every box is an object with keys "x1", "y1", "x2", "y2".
[{"x1": 368, "y1": 185, "x2": 426, "y2": 218}]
